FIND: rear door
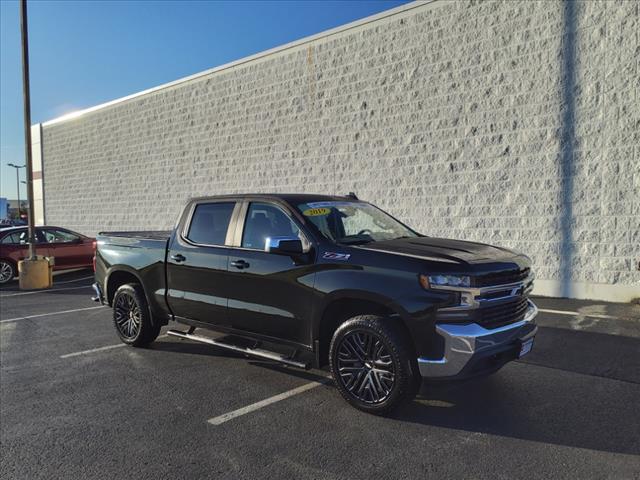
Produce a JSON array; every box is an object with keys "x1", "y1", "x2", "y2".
[
  {"x1": 0, "y1": 228, "x2": 50, "y2": 261},
  {"x1": 224, "y1": 201, "x2": 316, "y2": 346},
  {"x1": 166, "y1": 200, "x2": 239, "y2": 326}
]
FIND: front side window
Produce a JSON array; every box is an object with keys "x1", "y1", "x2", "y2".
[
  {"x1": 43, "y1": 229, "x2": 80, "y2": 243},
  {"x1": 186, "y1": 202, "x2": 235, "y2": 246},
  {"x1": 242, "y1": 203, "x2": 301, "y2": 250},
  {"x1": 296, "y1": 201, "x2": 418, "y2": 245}
]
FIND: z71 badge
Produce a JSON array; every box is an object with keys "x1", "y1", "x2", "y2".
[{"x1": 323, "y1": 252, "x2": 351, "y2": 261}]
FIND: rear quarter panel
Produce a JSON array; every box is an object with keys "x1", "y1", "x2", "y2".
[{"x1": 95, "y1": 235, "x2": 169, "y2": 319}]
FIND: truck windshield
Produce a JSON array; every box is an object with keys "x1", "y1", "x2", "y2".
[{"x1": 296, "y1": 201, "x2": 418, "y2": 245}]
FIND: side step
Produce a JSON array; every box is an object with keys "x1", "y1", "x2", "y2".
[{"x1": 166, "y1": 329, "x2": 310, "y2": 370}]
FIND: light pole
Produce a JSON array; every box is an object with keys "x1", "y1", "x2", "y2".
[
  {"x1": 16, "y1": 0, "x2": 50, "y2": 290},
  {"x1": 19, "y1": 0, "x2": 36, "y2": 259},
  {"x1": 7, "y1": 163, "x2": 26, "y2": 219}
]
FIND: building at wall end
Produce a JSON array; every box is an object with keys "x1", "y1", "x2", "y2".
[{"x1": 31, "y1": 0, "x2": 639, "y2": 302}]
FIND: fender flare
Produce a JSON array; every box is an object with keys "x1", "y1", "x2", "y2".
[
  {"x1": 104, "y1": 264, "x2": 145, "y2": 304},
  {"x1": 312, "y1": 288, "x2": 412, "y2": 341}
]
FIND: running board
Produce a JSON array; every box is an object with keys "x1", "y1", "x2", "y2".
[{"x1": 166, "y1": 329, "x2": 310, "y2": 369}]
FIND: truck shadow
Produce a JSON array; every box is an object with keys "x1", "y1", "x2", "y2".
[
  {"x1": 152, "y1": 324, "x2": 640, "y2": 456},
  {"x1": 150, "y1": 338, "x2": 247, "y2": 359},
  {"x1": 395, "y1": 325, "x2": 640, "y2": 456}
]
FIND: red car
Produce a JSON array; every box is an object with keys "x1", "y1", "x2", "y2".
[{"x1": 0, "y1": 226, "x2": 95, "y2": 284}]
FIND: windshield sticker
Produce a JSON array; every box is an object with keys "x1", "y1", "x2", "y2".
[
  {"x1": 303, "y1": 207, "x2": 331, "y2": 217},
  {"x1": 323, "y1": 252, "x2": 351, "y2": 261}
]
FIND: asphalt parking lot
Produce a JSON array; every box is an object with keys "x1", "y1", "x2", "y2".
[{"x1": 1, "y1": 271, "x2": 639, "y2": 479}]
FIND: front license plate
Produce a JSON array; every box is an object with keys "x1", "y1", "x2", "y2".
[{"x1": 519, "y1": 338, "x2": 534, "y2": 358}]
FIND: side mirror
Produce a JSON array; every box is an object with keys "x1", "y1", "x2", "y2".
[{"x1": 265, "y1": 236, "x2": 304, "y2": 255}]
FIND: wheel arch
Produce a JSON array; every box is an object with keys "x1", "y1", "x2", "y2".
[
  {"x1": 0, "y1": 257, "x2": 17, "y2": 267},
  {"x1": 315, "y1": 291, "x2": 414, "y2": 368},
  {"x1": 105, "y1": 266, "x2": 144, "y2": 306}
]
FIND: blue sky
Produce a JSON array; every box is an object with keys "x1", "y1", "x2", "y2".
[{"x1": 0, "y1": 0, "x2": 408, "y2": 200}]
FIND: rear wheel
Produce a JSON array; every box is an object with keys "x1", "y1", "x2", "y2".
[
  {"x1": 112, "y1": 283, "x2": 161, "y2": 346},
  {"x1": 0, "y1": 260, "x2": 16, "y2": 284},
  {"x1": 329, "y1": 314, "x2": 419, "y2": 414}
]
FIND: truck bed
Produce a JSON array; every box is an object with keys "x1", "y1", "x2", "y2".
[{"x1": 98, "y1": 230, "x2": 172, "y2": 241}]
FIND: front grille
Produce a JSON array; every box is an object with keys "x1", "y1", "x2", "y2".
[
  {"x1": 478, "y1": 296, "x2": 529, "y2": 329},
  {"x1": 473, "y1": 268, "x2": 530, "y2": 287}
]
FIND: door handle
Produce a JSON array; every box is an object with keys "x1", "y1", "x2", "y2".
[
  {"x1": 171, "y1": 254, "x2": 186, "y2": 263},
  {"x1": 231, "y1": 259, "x2": 250, "y2": 269}
]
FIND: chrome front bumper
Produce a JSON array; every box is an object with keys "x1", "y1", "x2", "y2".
[{"x1": 418, "y1": 300, "x2": 538, "y2": 378}]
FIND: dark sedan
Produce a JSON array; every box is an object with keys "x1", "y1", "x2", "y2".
[{"x1": 0, "y1": 226, "x2": 95, "y2": 284}]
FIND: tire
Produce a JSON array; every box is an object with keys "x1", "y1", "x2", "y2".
[
  {"x1": 329, "y1": 315, "x2": 420, "y2": 414},
  {"x1": 112, "y1": 283, "x2": 161, "y2": 347},
  {"x1": 0, "y1": 259, "x2": 16, "y2": 284}
]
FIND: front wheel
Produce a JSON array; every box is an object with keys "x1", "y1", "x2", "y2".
[
  {"x1": 112, "y1": 283, "x2": 161, "y2": 347},
  {"x1": 329, "y1": 315, "x2": 419, "y2": 414}
]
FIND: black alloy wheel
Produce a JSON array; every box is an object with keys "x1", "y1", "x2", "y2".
[
  {"x1": 114, "y1": 291, "x2": 142, "y2": 340},
  {"x1": 329, "y1": 315, "x2": 419, "y2": 414},
  {"x1": 112, "y1": 283, "x2": 161, "y2": 347},
  {"x1": 336, "y1": 330, "x2": 396, "y2": 404}
]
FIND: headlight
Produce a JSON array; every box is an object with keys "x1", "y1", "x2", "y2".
[{"x1": 419, "y1": 274, "x2": 471, "y2": 289}]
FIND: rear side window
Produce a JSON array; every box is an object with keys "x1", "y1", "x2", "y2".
[
  {"x1": 1, "y1": 230, "x2": 47, "y2": 244},
  {"x1": 186, "y1": 202, "x2": 235, "y2": 246},
  {"x1": 0, "y1": 231, "x2": 26, "y2": 244}
]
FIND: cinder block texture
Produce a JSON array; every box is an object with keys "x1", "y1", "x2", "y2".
[{"x1": 40, "y1": 0, "x2": 639, "y2": 291}]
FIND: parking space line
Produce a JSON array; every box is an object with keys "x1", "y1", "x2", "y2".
[
  {"x1": 60, "y1": 343, "x2": 126, "y2": 358},
  {"x1": 60, "y1": 334, "x2": 168, "y2": 358},
  {"x1": 1, "y1": 285, "x2": 92, "y2": 298},
  {"x1": 207, "y1": 379, "x2": 331, "y2": 426},
  {"x1": 538, "y1": 308, "x2": 616, "y2": 319},
  {"x1": 0, "y1": 306, "x2": 104, "y2": 324},
  {"x1": 52, "y1": 275, "x2": 94, "y2": 285}
]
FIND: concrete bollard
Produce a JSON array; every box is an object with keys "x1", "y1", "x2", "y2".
[{"x1": 18, "y1": 257, "x2": 53, "y2": 290}]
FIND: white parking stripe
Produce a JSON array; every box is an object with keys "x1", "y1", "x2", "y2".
[
  {"x1": 60, "y1": 334, "x2": 168, "y2": 358},
  {"x1": 52, "y1": 275, "x2": 94, "y2": 285},
  {"x1": 60, "y1": 343, "x2": 126, "y2": 358},
  {"x1": 538, "y1": 308, "x2": 616, "y2": 319},
  {"x1": 207, "y1": 379, "x2": 331, "y2": 425},
  {"x1": 0, "y1": 285, "x2": 92, "y2": 297},
  {"x1": 0, "y1": 306, "x2": 104, "y2": 324}
]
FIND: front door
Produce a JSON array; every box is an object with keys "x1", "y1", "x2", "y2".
[
  {"x1": 41, "y1": 228, "x2": 84, "y2": 268},
  {"x1": 225, "y1": 201, "x2": 316, "y2": 346},
  {"x1": 166, "y1": 200, "x2": 238, "y2": 326}
]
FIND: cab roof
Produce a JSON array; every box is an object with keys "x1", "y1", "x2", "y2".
[{"x1": 187, "y1": 193, "x2": 361, "y2": 205}]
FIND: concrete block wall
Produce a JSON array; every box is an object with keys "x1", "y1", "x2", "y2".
[{"x1": 37, "y1": 0, "x2": 639, "y2": 301}]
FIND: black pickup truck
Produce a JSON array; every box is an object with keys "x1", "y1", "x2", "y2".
[{"x1": 93, "y1": 193, "x2": 537, "y2": 413}]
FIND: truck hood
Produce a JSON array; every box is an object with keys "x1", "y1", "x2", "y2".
[{"x1": 358, "y1": 236, "x2": 525, "y2": 265}]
